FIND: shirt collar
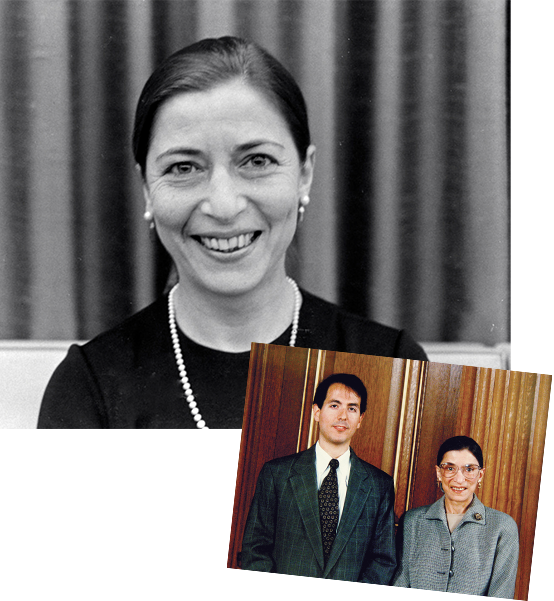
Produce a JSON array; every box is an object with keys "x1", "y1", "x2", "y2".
[
  {"x1": 315, "y1": 441, "x2": 351, "y2": 476},
  {"x1": 426, "y1": 494, "x2": 487, "y2": 525}
]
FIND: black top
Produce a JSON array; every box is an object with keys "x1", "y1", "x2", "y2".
[{"x1": 37, "y1": 290, "x2": 427, "y2": 429}]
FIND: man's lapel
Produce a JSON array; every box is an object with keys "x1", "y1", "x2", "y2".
[
  {"x1": 289, "y1": 445, "x2": 325, "y2": 571},
  {"x1": 323, "y1": 450, "x2": 372, "y2": 577}
]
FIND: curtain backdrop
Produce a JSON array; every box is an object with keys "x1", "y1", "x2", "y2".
[{"x1": 0, "y1": 0, "x2": 509, "y2": 343}]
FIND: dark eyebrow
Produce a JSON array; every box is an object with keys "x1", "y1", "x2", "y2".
[
  {"x1": 325, "y1": 399, "x2": 360, "y2": 407},
  {"x1": 235, "y1": 140, "x2": 285, "y2": 152},
  {"x1": 154, "y1": 140, "x2": 285, "y2": 164},
  {"x1": 155, "y1": 147, "x2": 203, "y2": 163}
]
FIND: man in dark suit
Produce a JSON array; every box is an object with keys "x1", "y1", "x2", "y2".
[{"x1": 241, "y1": 373, "x2": 396, "y2": 583}]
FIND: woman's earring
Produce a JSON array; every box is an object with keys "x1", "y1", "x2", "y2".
[
  {"x1": 298, "y1": 195, "x2": 310, "y2": 223},
  {"x1": 478, "y1": 480, "x2": 482, "y2": 489},
  {"x1": 144, "y1": 211, "x2": 155, "y2": 230}
]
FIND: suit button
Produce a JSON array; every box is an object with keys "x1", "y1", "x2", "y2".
[
  {"x1": 451, "y1": 546, "x2": 455, "y2": 552},
  {"x1": 449, "y1": 570, "x2": 454, "y2": 577}
]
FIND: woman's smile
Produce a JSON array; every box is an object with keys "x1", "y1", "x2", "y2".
[
  {"x1": 449, "y1": 485, "x2": 467, "y2": 494},
  {"x1": 194, "y1": 231, "x2": 260, "y2": 253}
]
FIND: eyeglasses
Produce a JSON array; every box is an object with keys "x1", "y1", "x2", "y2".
[{"x1": 439, "y1": 463, "x2": 482, "y2": 480}]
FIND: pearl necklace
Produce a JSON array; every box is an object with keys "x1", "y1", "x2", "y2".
[{"x1": 168, "y1": 277, "x2": 302, "y2": 429}]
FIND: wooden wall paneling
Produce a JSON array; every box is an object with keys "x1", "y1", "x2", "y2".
[
  {"x1": 516, "y1": 373, "x2": 552, "y2": 601},
  {"x1": 409, "y1": 362, "x2": 464, "y2": 510},
  {"x1": 496, "y1": 370, "x2": 521, "y2": 515},
  {"x1": 510, "y1": 372, "x2": 538, "y2": 524},
  {"x1": 469, "y1": 367, "x2": 499, "y2": 512},
  {"x1": 366, "y1": 355, "x2": 400, "y2": 469},
  {"x1": 403, "y1": 360, "x2": 427, "y2": 514},
  {"x1": 297, "y1": 348, "x2": 325, "y2": 451},
  {"x1": 444, "y1": 364, "x2": 464, "y2": 437},
  {"x1": 489, "y1": 372, "x2": 508, "y2": 508},
  {"x1": 511, "y1": 372, "x2": 529, "y2": 523},
  {"x1": 272, "y1": 346, "x2": 313, "y2": 459},
  {"x1": 454, "y1": 365, "x2": 478, "y2": 435},
  {"x1": 238, "y1": 343, "x2": 285, "y2": 499},
  {"x1": 392, "y1": 360, "x2": 425, "y2": 522},
  {"x1": 320, "y1": 350, "x2": 337, "y2": 380},
  {"x1": 480, "y1": 368, "x2": 508, "y2": 510},
  {"x1": 502, "y1": 370, "x2": 536, "y2": 601},
  {"x1": 524, "y1": 380, "x2": 552, "y2": 601},
  {"x1": 466, "y1": 367, "x2": 492, "y2": 451},
  {"x1": 381, "y1": 358, "x2": 408, "y2": 477}
]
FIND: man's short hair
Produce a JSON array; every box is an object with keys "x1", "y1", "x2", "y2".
[{"x1": 313, "y1": 373, "x2": 367, "y2": 414}]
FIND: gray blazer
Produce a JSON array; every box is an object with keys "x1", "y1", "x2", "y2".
[
  {"x1": 393, "y1": 495, "x2": 519, "y2": 598},
  {"x1": 241, "y1": 445, "x2": 396, "y2": 583}
]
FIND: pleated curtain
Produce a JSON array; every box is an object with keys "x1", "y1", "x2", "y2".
[{"x1": 0, "y1": 0, "x2": 508, "y2": 344}]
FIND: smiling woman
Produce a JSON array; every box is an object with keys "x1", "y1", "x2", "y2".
[
  {"x1": 37, "y1": 37, "x2": 427, "y2": 429},
  {"x1": 142, "y1": 82, "x2": 313, "y2": 325},
  {"x1": 394, "y1": 436, "x2": 519, "y2": 597}
]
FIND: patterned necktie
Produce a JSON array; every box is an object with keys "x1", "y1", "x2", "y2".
[{"x1": 318, "y1": 458, "x2": 339, "y2": 563}]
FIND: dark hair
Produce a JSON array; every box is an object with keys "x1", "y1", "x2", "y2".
[
  {"x1": 132, "y1": 36, "x2": 311, "y2": 174},
  {"x1": 436, "y1": 436, "x2": 484, "y2": 467},
  {"x1": 313, "y1": 373, "x2": 368, "y2": 414}
]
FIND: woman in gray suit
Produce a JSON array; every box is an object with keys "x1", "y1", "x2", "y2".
[{"x1": 393, "y1": 436, "x2": 519, "y2": 598}]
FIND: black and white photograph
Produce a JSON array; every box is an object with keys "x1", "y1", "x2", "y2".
[{"x1": 3, "y1": 0, "x2": 509, "y2": 429}]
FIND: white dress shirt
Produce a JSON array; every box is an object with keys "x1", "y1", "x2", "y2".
[{"x1": 315, "y1": 441, "x2": 351, "y2": 524}]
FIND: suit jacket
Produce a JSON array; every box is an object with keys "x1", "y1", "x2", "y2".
[
  {"x1": 393, "y1": 495, "x2": 519, "y2": 598},
  {"x1": 240, "y1": 445, "x2": 396, "y2": 583}
]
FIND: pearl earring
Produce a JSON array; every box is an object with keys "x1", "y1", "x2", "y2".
[
  {"x1": 298, "y1": 195, "x2": 310, "y2": 223},
  {"x1": 144, "y1": 211, "x2": 155, "y2": 230}
]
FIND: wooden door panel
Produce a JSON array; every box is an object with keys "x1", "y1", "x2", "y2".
[
  {"x1": 454, "y1": 364, "x2": 478, "y2": 434},
  {"x1": 393, "y1": 359, "x2": 425, "y2": 520},
  {"x1": 476, "y1": 369, "x2": 506, "y2": 508},
  {"x1": 517, "y1": 373, "x2": 551, "y2": 601},
  {"x1": 510, "y1": 372, "x2": 538, "y2": 524},
  {"x1": 272, "y1": 345, "x2": 313, "y2": 459},
  {"x1": 410, "y1": 361, "x2": 464, "y2": 510},
  {"x1": 380, "y1": 359, "x2": 408, "y2": 477}
]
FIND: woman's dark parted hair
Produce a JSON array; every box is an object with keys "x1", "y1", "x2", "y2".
[
  {"x1": 313, "y1": 373, "x2": 368, "y2": 414},
  {"x1": 436, "y1": 435, "x2": 484, "y2": 468},
  {"x1": 132, "y1": 36, "x2": 311, "y2": 174}
]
